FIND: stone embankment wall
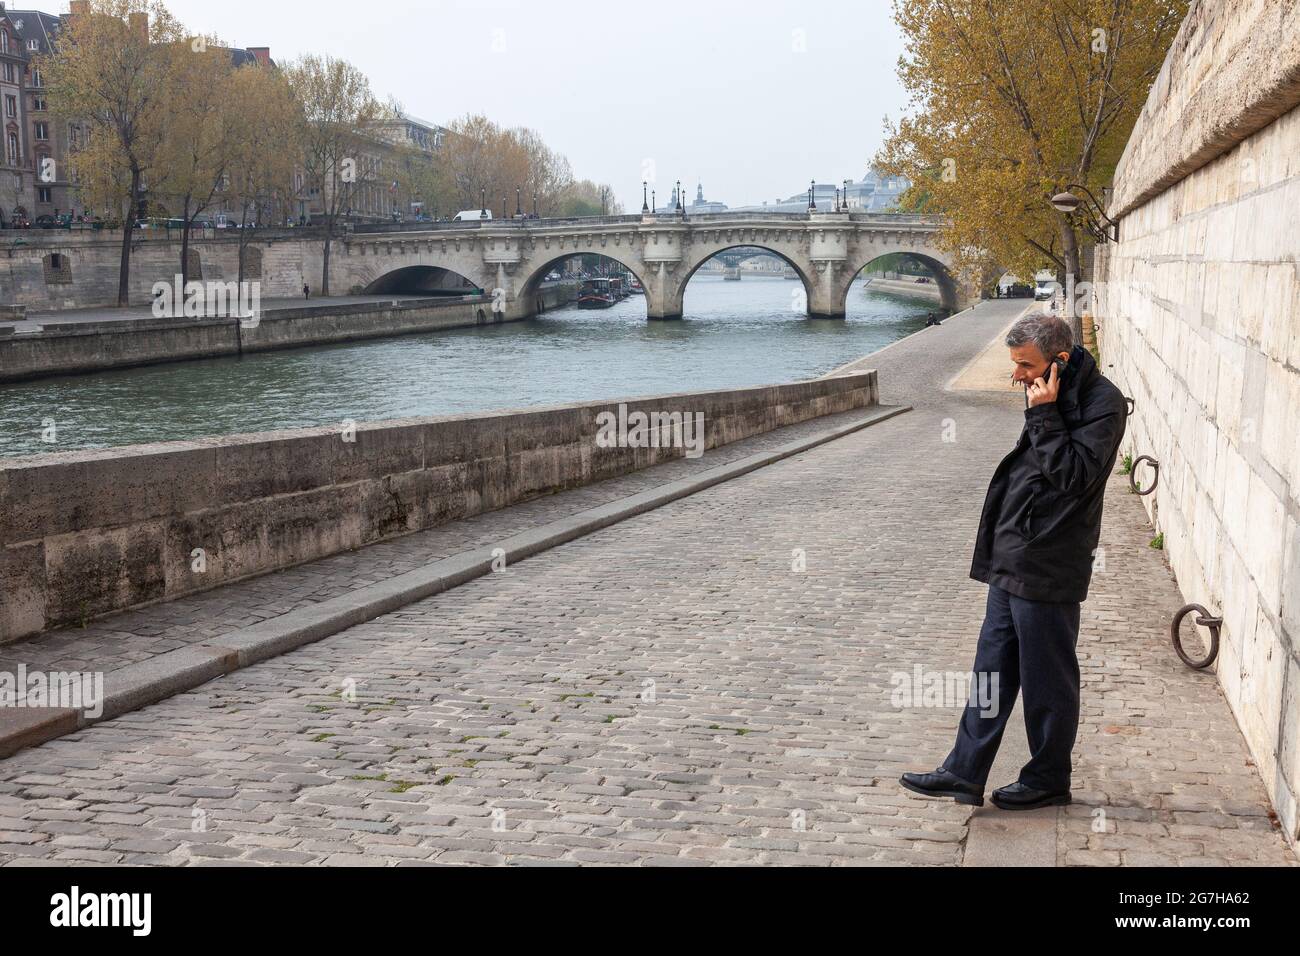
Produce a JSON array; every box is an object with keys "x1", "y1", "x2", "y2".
[
  {"x1": 1093, "y1": 0, "x2": 1300, "y2": 846},
  {"x1": 0, "y1": 283, "x2": 578, "y2": 383},
  {"x1": 0, "y1": 372, "x2": 881, "y2": 643}
]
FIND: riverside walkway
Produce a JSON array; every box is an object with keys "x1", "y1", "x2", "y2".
[{"x1": 0, "y1": 299, "x2": 1294, "y2": 866}]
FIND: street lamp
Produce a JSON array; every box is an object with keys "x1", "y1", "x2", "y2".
[
  {"x1": 1050, "y1": 184, "x2": 1118, "y2": 242},
  {"x1": 651, "y1": 189, "x2": 656, "y2": 214},
  {"x1": 516, "y1": 187, "x2": 522, "y2": 218},
  {"x1": 675, "y1": 180, "x2": 682, "y2": 214},
  {"x1": 480, "y1": 187, "x2": 487, "y2": 219},
  {"x1": 808, "y1": 180, "x2": 816, "y2": 211},
  {"x1": 642, "y1": 180, "x2": 649, "y2": 214},
  {"x1": 843, "y1": 179, "x2": 852, "y2": 211}
]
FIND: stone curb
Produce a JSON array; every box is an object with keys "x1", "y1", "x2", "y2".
[{"x1": 0, "y1": 402, "x2": 911, "y2": 759}]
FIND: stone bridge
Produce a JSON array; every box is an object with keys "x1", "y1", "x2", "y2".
[{"x1": 335, "y1": 211, "x2": 968, "y2": 320}]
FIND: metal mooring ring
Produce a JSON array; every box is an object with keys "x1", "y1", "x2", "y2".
[
  {"x1": 1129, "y1": 455, "x2": 1158, "y2": 496},
  {"x1": 1171, "y1": 604, "x2": 1222, "y2": 669},
  {"x1": 1124, "y1": 396, "x2": 1135, "y2": 417}
]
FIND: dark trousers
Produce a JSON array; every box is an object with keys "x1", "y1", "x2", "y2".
[{"x1": 942, "y1": 584, "x2": 1081, "y2": 792}]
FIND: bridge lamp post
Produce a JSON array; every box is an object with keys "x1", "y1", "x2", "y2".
[
  {"x1": 808, "y1": 181, "x2": 816, "y2": 211},
  {"x1": 675, "y1": 180, "x2": 683, "y2": 215},
  {"x1": 651, "y1": 189, "x2": 656, "y2": 214},
  {"x1": 480, "y1": 188, "x2": 487, "y2": 219},
  {"x1": 533, "y1": 195, "x2": 538, "y2": 218},
  {"x1": 642, "y1": 181, "x2": 649, "y2": 214},
  {"x1": 843, "y1": 179, "x2": 852, "y2": 211},
  {"x1": 516, "y1": 187, "x2": 522, "y2": 218}
]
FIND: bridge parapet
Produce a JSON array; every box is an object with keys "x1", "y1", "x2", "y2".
[{"x1": 338, "y1": 211, "x2": 966, "y2": 321}]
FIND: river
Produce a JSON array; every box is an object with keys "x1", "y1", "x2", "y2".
[{"x1": 0, "y1": 276, "x2": 936, "y2": 458}]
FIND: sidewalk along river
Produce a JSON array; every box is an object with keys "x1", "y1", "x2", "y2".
[{"x1": 0, "y1": 276, "x2": 938, "y2": 458}]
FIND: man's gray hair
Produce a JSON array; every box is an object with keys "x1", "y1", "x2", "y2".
[{"x1": 1005, "y1": 313, "x2": 1073, "y2": 360}]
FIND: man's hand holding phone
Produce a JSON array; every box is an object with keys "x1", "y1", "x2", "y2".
[{"x1": 1026, "y1": 360, "x2": 1063, "y2": 408}]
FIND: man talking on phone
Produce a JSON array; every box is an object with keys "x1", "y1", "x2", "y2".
[{"x1": 901, "y1": 312, "x2": 1128, "y2": 810}]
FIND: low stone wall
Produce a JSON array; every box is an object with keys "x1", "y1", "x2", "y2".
[
  {"x1": 862, "y1": 276, "x2": 943, "y2": 304},
  {"x1": 0, "y1": 371, "x2": 881, "y2": 642},
  {"x1": 1094, "y1": 0, "x2": 1300, "y2": 846},
  {"x1": 0, "y1": 283, "x2": 577, "y2": 383}
]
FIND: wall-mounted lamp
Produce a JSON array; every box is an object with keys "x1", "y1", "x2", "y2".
[{"x1": 1050, "y1": 184, "x2": 1119, "y2": 242}]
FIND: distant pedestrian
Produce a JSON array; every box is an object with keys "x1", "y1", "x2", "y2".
[
  {"x1": 925, "y1": 312, "x2": 942, "y2": 327},
  {"x1": 303, "y1": 283, "x2": 310, "y2": 300}
]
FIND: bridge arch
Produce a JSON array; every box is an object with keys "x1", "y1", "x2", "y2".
[
  {"x1": 673, "y1": 244, "x2": 816, "y2": 319},
  {"x1": 361, "y1": 264, "x2": 482, "y2": 296},
  {"x1": 516, "y1": 252, "x2": 648, "y2": 318},
  {"x1": 844, "y1": 250, "x2": 961, "y2": 315}
]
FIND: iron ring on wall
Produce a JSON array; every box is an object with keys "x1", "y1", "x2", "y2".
[
  {"x1": 1129, "y1": 455, "x2": 1158, "y2": 496},
  {"x1": 1171, "y1": 604, "x2": 1222, "y2": 669}
]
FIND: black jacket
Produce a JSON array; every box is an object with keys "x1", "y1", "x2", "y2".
[{"x1": 970, "y1": 345, "x2": 1127, "y2": 603}]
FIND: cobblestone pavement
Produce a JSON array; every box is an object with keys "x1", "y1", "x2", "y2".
[
  {"x1": 0, "y1": 407, "x2": 896, "y2": 678},
  {"x1": 1, "y1": 299, "x2": 1294, "y2": 866}
]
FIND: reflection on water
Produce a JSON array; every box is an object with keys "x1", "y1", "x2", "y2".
[{"x1": 0, "y1": 276, "x2": 936, "y2": 457}]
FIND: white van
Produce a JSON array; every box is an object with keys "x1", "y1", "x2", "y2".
[{"x1": 452, "y1": 209, "x2": 492, "y2": 222}]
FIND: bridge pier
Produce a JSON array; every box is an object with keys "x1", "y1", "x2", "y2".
[
  {"x1": 809, "y1": 264, "x2": 848, "y2": 319},
  {"x1": 644, "y1": 264, "x2": 684, "y2": 320}
]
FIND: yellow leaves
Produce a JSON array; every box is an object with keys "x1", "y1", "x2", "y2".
[{"x1": 879, "y1": 0, "x2": 1189, "y2": 275}]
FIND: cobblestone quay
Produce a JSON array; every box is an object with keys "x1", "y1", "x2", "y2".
[{"x1": 0, "y1": 299, "x2": 1294, "y2": 866}]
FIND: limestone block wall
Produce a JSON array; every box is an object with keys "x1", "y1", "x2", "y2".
[
  {"x1": 0, "y1": 372, "x2": 880, "y2": 643},
  {"x1": 1093, "y1": 0, "x2": 1300, "y2": 846},
  {"x1": 0, "y1": 232, "x2": 325, "y2": 310}
]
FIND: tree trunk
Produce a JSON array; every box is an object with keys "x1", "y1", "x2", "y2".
[
  {"x1": 179, "y1": 195, "x2": 193, "y2": 287},
  {"x1": 118, "y1": 167, "x2": 141, "y2": 307},
  {"x1": 1058, "y1": 213, "x2": 1082, "y2": 346},
  {"x1": 321, "y1": 222, "x2": 332, "y2": 297},
  {"x1": 237, "y1": 204, "x2": 249, "y2": 287}
]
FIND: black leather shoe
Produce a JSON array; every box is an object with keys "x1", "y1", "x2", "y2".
[
  {"x1": 899, "y1": 767, "x2": 984, "y2": 806},
  {"x1": 990, "y1": 780, "x2": 1072, "y2": 811}
]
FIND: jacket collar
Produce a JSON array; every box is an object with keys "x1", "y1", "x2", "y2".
[{"x1": 1059, "y1": 345, "x2": 1097, "y2": 413}]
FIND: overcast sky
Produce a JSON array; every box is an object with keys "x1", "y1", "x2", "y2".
[{"x1": 160, "y1": 0, "x2": 912, "y2": 210}]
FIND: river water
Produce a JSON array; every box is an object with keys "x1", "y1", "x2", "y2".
[{"x1": 0, "y1": 276, "x2": 936, "y2": 458}]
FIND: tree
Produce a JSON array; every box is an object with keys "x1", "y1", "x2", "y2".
[
  {"x1": 157, "y1": 34, "x2": 237, "y2": 284},
  {"x1": 42, "y1": 0, "x2": 186, "y2": 306},
  {"x1": 436, "y1": 115, "x2": 581, "y2": 218},
  {"x1": 555, "y1": 179, "x2": 623, "y2": 218},
  {"x1": 223, "y1": 63, "x2": 301, "y2": 283},
  {"x1": 513, "y1": 127, "x2": 572, "y2": 217},
  {"x1": 876, "y1": 0, "x2": 1188, "y2": 342},
  {"x1": 282, "y1": 54, "x2": 388, "y2": 295}
]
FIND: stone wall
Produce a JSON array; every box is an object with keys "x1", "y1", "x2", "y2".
[
  {"x1": 0, "y1": 372, "x2": 881, "y2": 643},
  {"x1": 0, "y1": 231, "x2": 326, "y2": 310},
  {"x1": 1094, "y1": 0, "x2": 1300, "y2": 846},
  {"x1": 0, "y1": 283, "x2": 577, "y2": 383}
]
